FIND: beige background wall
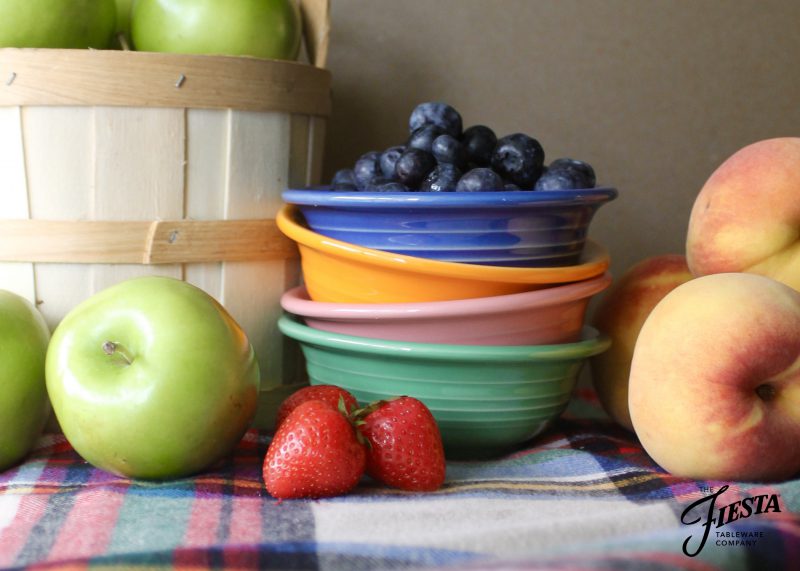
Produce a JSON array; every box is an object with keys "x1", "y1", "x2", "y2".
[{"x1": 322, "y1": 0, "x2": 800, "y2": 283}]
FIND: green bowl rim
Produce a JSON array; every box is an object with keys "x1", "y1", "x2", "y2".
[{"x1": 279, "y1": 314, "x2": 610, "y2": 362}]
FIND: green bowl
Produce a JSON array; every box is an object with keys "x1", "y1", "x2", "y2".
[{"x1": 278, "y1": 315, "x2": 610, "y2": 457}]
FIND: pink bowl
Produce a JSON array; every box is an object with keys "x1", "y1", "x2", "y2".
[{"x1": 281, "y1": 272, "x2": 611, "y2": 346}]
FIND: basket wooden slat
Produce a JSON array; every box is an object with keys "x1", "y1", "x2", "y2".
[
  {"x1": 0, "y1": 219, "x2": 297, "y2": 264},
  {"x1": 300, "y1": 0, "x2": 331, "y2": 68},
  {"x1": 0, "y1": 49, "x2": 332, "y2": 115}
]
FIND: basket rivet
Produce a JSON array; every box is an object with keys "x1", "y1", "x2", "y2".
[
  {"x1": 175, "y1": 74, "x2": 186, "y2": 88},
  {"x1": 5, "y1": 72, "x2": 16, "y2": 86},
  {"x1": 169, "y1": 230, "x2": 179, "y2": 244}
]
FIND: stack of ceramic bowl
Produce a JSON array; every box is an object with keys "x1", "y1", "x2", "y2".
[{"x1": 278, "y1": 187, "x2": 617, "y2": 458}]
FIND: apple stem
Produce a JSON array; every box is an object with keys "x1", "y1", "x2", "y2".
[
  {"x1": 118, "y1": 33, "x2": 131, "y2": 51},
  {"x1": 102, "y1": 341, "x2": 133, "y2": 366}
]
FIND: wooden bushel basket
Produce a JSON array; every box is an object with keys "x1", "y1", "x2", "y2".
[{"x1": 0, "y1": 0, "x2": 331, "y2": 429}]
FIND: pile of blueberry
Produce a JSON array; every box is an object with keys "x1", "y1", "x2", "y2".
[{"x1": 329, "y1": 102, "x2": 596, "y2": 192}]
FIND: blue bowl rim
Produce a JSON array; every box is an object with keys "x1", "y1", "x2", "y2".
[
  {"x1": 283, "y1": 187, "x2": 618, "y2": 209},
  {"x1": 278, "y1": 314, "x2": 610, "y2": 362}
]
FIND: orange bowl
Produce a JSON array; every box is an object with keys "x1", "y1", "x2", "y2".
[{"x1": 277, "y1": 205, "x2": 610, "y2": 303}]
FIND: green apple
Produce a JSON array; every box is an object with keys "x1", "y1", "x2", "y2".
[
  {"x1": 111, "y1": 0, "x2": 135, "y2": 49},
  {"x1": 0, "y1": 291, "x2": 50, "y2": 472},
  {"x1": 46, "y1": 276, "x2": 260, "y2": 480},
  {"x1": 116, "y1": 0, "x2": 135, "y2": 38},
  {"x1": 0, "y1": 0, "x2": 117, "y2": 49},
  {"x1": 131, "y1": 0, "x2": 302, "y2": 60}
]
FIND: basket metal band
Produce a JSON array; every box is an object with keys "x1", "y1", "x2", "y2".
[{"x1": 0, "y1": 219, "x2": 297, "y2": 264}]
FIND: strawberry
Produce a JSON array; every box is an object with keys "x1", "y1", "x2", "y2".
[
  {"x1": 263, "y1": 399, "x2": 366, "y2": 499},
  {"x1": 274, "y1": 385, "x2": 359, "y2": 431},
  {"x1": 357, "y1": 396, "x2": 446, "y2": 492}
]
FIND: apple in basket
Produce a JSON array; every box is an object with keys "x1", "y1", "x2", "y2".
[
  {"x1": 0, "y1": 291, "x2": 51, "y2": 471},
  {"x1": 46, "y1": 276, "x2": 260, "y2": 480},
  {"x1": 0, "y1": 0, "x2": 117, "y2": 49},
  {"x1": 131, "y1": 0, "x2": 303, "y2": 61},
  {"x1": 114, "y1": 0, "x2": 135, "y2": 43}
]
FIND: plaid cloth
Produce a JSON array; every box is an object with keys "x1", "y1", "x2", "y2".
[{"x1": 1, "y1": 389, "x2": 798, "y2": 570}]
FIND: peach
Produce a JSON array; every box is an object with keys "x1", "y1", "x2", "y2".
[
  {"x1": 629, "y1": 272, "x2": 800, "y2": 482},
  {"x1": 590, "y1": 255, "x2": 693, "y2": 430},
  {"x1": 687, "y1": 137, "x2": 800, "y2": 290}
]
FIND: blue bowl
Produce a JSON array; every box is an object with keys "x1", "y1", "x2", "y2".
[{"x1": 282, "y1": 188, "x2": 618, "y2": 267}]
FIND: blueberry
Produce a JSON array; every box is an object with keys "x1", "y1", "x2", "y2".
[
  {"x1": 547, "y1": 157, "x2": 596, "y2": 188},
  {"x1": 353, "y1": 151, "x2": 383, "y2": 189},
  {"x1": 408, "y1": 102, "x2": 463, "y2": 138},
  {"x1": 358, "y1": 176, "x2": 391, "y2": 191},
  {"x1": 431, "y1": 134, "x2": 467, "y2": 169},
  {"x1": 420, "y1": 164, "x2": 462, "y2": 192},
  {"x1": 408, "y1": 125, "x2": 445, "y2": 153},
  {"x1": 375, "y1": 181, "x2": 411, "y2": 192},
  {"x1": 534, "y1": 168, "x2": 594, "y2": 191},
  {"x1": 491, "y1": 133, "x2": 545, "y2": 189},
  {"x1": 533, "y1": 171, "x2": 571, "y2": 191},
  {"x1": 395, "y1": 148, "x2": 436, "y2": 189},
  {"x1": 461, "y1": 125, "x2": 497, "y2": 166},
  {"x1": 455, "y1": 168, "x2": 504, "y2": 192},
  {"x1": 330, "y1": 168, "x2": 357, "y2": 190},
  {"x1": 379, "y1": 146, "x2": 406, "y2": 180},
  {"x1": 504, "y1": 182, "x2": 521, "y2": 191}
]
